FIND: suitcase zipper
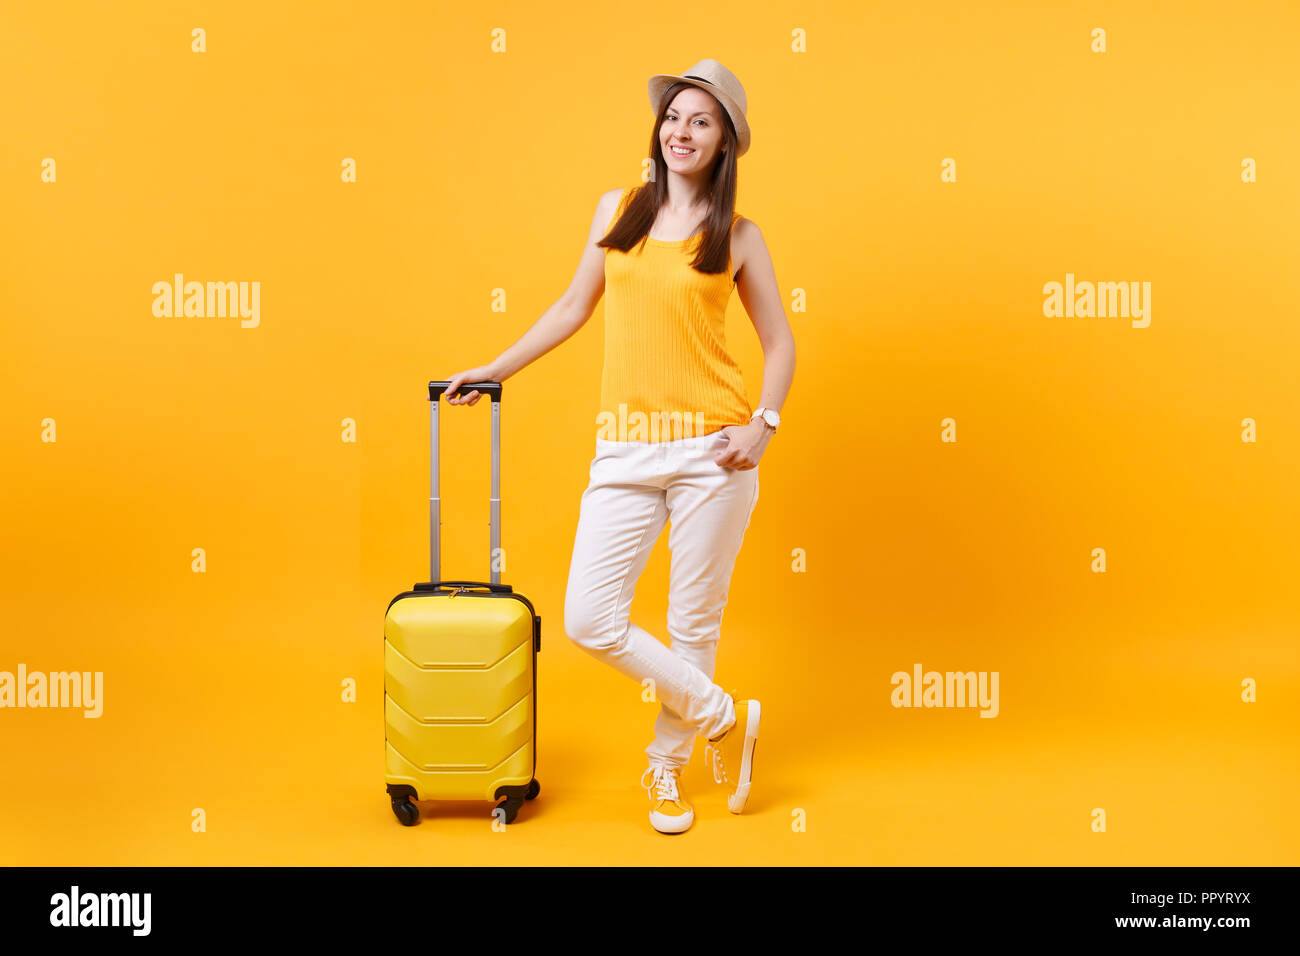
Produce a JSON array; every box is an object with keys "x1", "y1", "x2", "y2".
[{"x1": 386, "y1": 586, "x2": 537, "y2": 618}]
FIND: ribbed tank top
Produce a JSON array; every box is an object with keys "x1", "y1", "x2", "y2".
[{"x1": 599, "y1": 185, "x2": 753, "y2": 442}]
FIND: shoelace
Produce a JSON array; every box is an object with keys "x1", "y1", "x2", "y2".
[
  {"x1": 705, "y1": 742, "x2": 730, "y2": 785},
  {"x1": 707, "y1": 702, "x2": 739, "y2": 785},
  {"x1": 641, "y1": 765, "x2": 681, "y2": 803}
]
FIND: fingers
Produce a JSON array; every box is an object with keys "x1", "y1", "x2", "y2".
[
  {"x1": 714, "y1": 437, "x2": 758, "y2": 470},
  {"x1": 444, "y1": 373, "x2": 471, "y2": 405},
  {"x1": 445, "y1": 370, "x2": 491, "y2": 405},
  {"x1": 713, "y1": 431, "x2": 736, "y2": 467}
]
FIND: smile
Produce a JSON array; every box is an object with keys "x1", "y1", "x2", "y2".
[{"x1": 669, "y1": 145, "x2": 695, "y2": 156}]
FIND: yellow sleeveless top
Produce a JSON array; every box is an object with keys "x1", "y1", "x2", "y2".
[{"x1": 599, "y1": 185, "x2": 753, "y2": 442}]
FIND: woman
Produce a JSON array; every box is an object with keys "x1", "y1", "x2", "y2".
[{"x1": 443, "y1": 59, "x2": 795, "y2": 834}]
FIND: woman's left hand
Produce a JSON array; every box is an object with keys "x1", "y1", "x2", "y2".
[{"x1": 713, "y1": 421, "x2": 772, "y2": 470}]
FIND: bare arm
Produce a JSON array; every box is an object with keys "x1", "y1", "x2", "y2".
[
  {"x1": 734, "y1": 218, "x2": 796, "y2": 415},
  {"x1": 445, "y1": 188, "x2": 624, "y2": 404},
  {"x1": 715, "y1": 218, "x2": 796, "y2": 470}
]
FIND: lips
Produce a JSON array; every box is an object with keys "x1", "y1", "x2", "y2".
[{"x1": 669, "y1": 145, "x2": 695, "y2": 156}]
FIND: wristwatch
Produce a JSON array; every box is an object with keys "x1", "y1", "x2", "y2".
[{"x1": 750, "y1": 407, "x2": 780, "y2": 432}]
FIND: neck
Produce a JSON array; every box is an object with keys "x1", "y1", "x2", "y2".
[{"x1": 663, "y1": 172, "x2": 711, "y2": 213}]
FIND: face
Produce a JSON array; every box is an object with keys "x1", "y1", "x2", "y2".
[{"x1": 659, "y1": 87, "x2": 725, "y2": 172}]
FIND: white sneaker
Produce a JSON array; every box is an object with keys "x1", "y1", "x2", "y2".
[
  {"x1": 705, "y1": 694, "x2": 760, "y2": 813},
  {"x1": 641, "y1": 764, "x2": 694, "y2": 834}
]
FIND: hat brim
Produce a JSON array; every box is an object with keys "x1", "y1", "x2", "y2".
[{"x1": 648, "y1": 74, "x2": 750, "y2": 157}]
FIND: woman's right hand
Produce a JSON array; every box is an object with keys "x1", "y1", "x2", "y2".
[{"x1": 443, "y1": 366, "x2": 499, "y2": 406}]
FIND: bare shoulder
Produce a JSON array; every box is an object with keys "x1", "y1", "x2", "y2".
[
  {"x1": 595, "y1": 186, "x2": 631, "y2": 236},
  {"x1": 733, "y1": 215, "x2": 761, "y2": 241},
  {"x1": 730, "y1": 215, "x2": 766, "y2": 279}
]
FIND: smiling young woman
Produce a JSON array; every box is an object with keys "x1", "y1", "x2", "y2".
[{"x1": 443, "y1": 58, "x2": 796, "y2": 835}]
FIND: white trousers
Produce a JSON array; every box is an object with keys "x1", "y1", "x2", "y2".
[{"x1": 563, "y1": 431, "x2": 760, "y2": 772}]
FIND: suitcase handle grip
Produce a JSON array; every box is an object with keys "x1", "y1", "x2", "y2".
[
  {"x1": 413, "y1": 580, "x2": 514, "y2": 594},
  {"x1": 429, "y1": 380, "x2": 502, "y2": 402}
]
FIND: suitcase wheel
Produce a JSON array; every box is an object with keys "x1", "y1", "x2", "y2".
[
  {"x1": 392, "y1": 799, "x2": 420, "y2": 827},
  {"x1": 495, "y1": 796, "x2": 523, "y2": 825},
  {"x1": 493, "y1": 780, "x2": 540, "y2": 824},
  {"x1": 387, "y1": 785, "x2": 421, "y2": 827}
]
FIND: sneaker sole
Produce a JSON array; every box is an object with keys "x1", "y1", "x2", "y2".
[
  {"x1": 649, "y1": 809, "x2": 694, "y2": 834},
  {"x1": 726, "y1": 699, "x2": 761, "y2": 814}
]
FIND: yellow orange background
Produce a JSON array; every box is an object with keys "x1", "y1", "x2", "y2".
[{"x1": 2, "y1": 1, "x2": 1297, "y2": 865}]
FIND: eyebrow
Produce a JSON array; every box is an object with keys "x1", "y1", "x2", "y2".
[{"x1": 668, "y1": 109, "x2": 712, "y2": 118}]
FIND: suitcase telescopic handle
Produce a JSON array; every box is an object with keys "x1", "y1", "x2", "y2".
[{"x1": 427, "y1": 380, "x2": 504, "y2": 586}]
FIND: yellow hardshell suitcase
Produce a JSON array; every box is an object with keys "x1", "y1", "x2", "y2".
[{"x1": 384, "y1": 381, "x2": 541, "y2": 825}]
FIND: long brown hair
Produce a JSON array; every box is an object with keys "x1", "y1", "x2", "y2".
[{"x1": 597, "y1": 81, "x2": 740, "y2": 275}]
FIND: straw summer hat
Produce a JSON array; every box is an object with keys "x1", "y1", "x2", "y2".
[{"x1": 647, "y1": 58, "x2": 751, "y2": 157}]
